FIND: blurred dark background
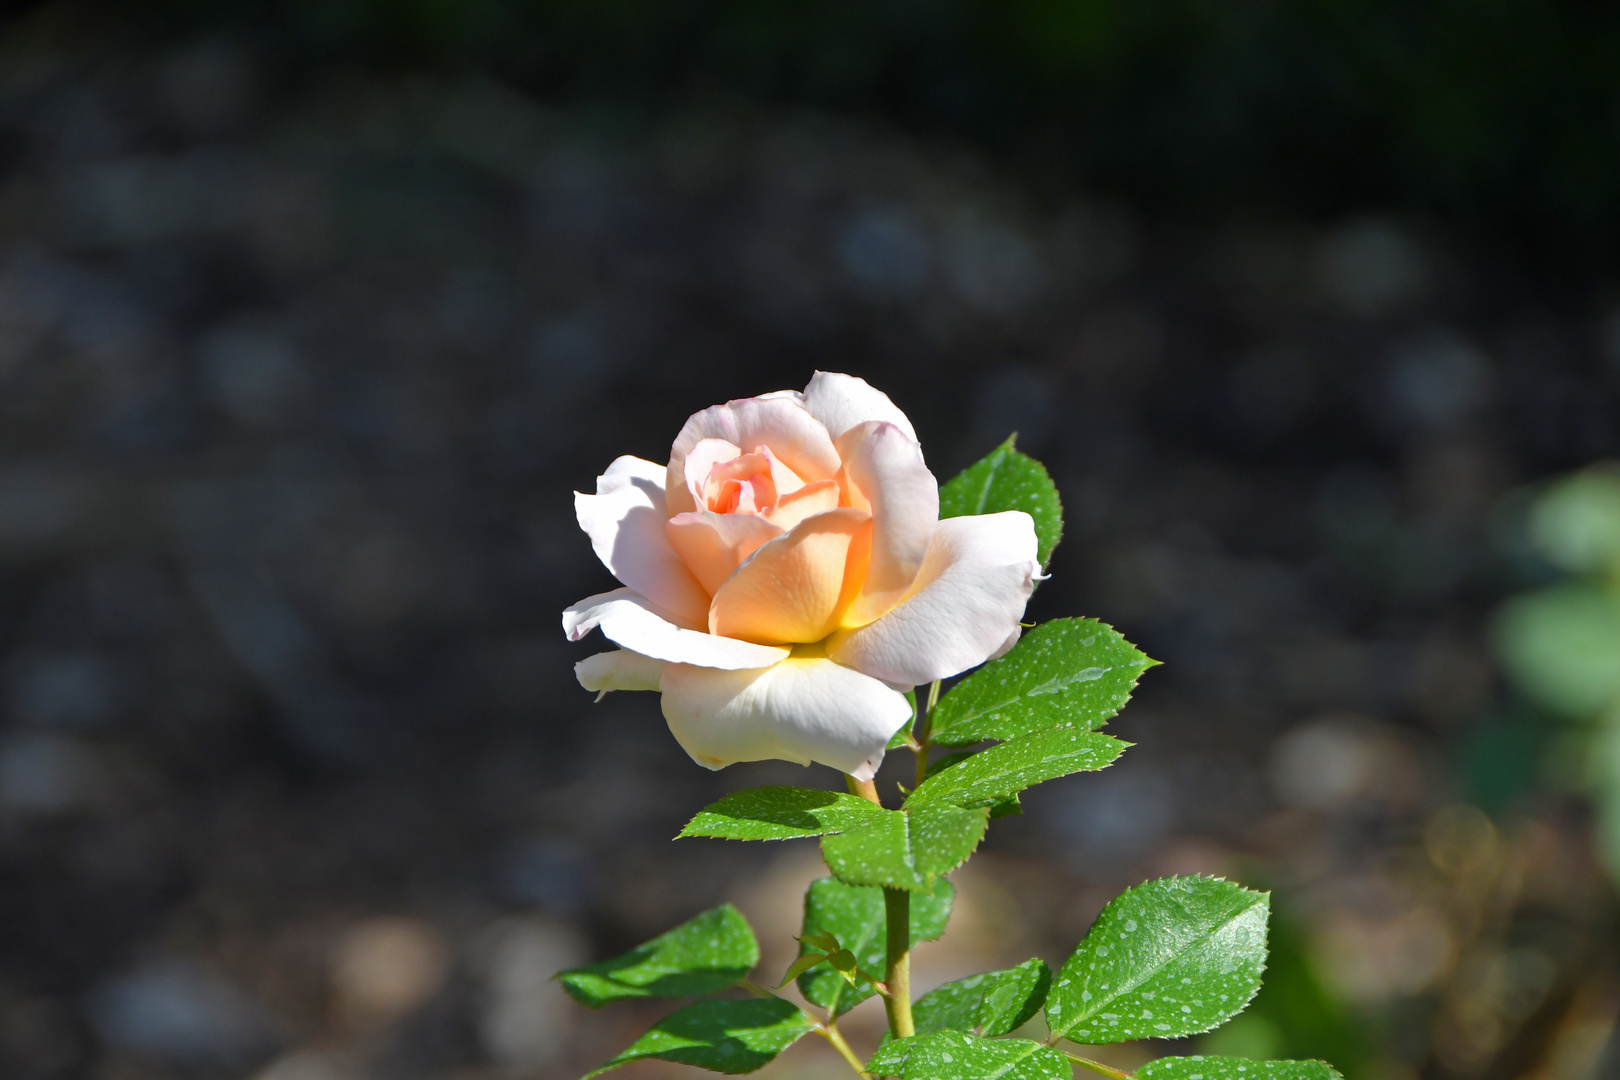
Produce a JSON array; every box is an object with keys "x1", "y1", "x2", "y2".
[{"x1": 2, "y1": 2, "x2": 1619, "y2": 1078}]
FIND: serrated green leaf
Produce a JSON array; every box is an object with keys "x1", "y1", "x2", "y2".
[
  {"x1": 1139, "y1": 1056, "x2": 1344, "y2": 1080},
  {"x1": 868, "y1": 1032, "x2": 1069, "y2": 1080},
  {"x1": 1046, "y1": 876, "x2": 1270, "y2": 1045},
  {"x1": 584, "y1": 998, "x2": 815, "y2": 1077},
  {"x1": 905, "y1": 727, "x2": 1128, "y2": 811},
  {"x1": 912, "y1": 959, "x2": 1052, "y2": 1038},
  {"x1": 924, "y1": 752, "x2": 1024, "y2": 818},
  {"x1": 679, "y1": 787, "x2": 889, "y2": 841},
  {"x1": 557, "y1": 904, "x2": 759, "y2": 1008},
  {"x1": 931, "y1": 618, "x2": 1157, "y2": 748},
  {"x1": 797, "y1": 877, "x2": 953, "y2": 1016},
  {"x1": 821, "y1": 805, "x2": 989, "y2": 891},
  {"x1": 939, "y1": 436, "x2": 1063, "y2": 567}
]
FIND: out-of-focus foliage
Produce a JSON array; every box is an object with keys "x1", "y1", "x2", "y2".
[
  {"x1": 1492, "y1": 463, "x2": 1620, "y2": 879},
  {"x1": 101, "y1": 0, "x2": 1620, "y2": 270}
]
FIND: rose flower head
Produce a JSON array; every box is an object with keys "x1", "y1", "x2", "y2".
[{"x1": 563, "y1": 372, "x2": 1040, "y2": 779}]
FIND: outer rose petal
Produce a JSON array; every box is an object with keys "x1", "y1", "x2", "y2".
[
  {"x1": 576, "y1": 650, "x2": 665, "y2": 693},
  {"x1": 835, "y1": 421, "x2": 938, "y2": 627},
  {"x1": 709, "y1": 508, "x2": 872, "y2": 645},
  {"x1": 660, "y1": 654, "x2": 911, "y2": 779},
  {"x1": 667, "y1": 396, "x2": 842, "y2": 515},
  {"x1": 564, "y1": 588, "x2": 789, "y2": 669},
  {"x1": 801, "y1": 371, "x2": 919, "y2": 442},
  {"x1": 576, "y1": 455, "x2": 711, "y2": 627},
  {"x1": 826, "y1": 511, "x2": 1038, "y2": 687}
]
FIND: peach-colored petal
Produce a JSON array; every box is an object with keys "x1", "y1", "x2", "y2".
[
  {"x1": 760, "y1": 445, "x2": 806, "y2": 499},
  {"x1": 707, "y1": 451, "x2": 776, "y2": 513},
  {"x1": 665, "y1": 511, "x2": 784, "y2": 594},
  {"x1": 765, "y1": 478, "x2": 841, "y2": 532},
  {"x1": 684, "y1": 438, "x2": 741, "y2": 509},
  {"x1": 574, "y1": 455, "x2": 711, "y2": 628},
  {"x1": 835, "y1": 421, "x2": 939, "y2": 628},
  {"x1": 667, "y1": 396, "x2": 841, "y2": 515},
  {"x1": 709, "y1": 508, "x2": 872, "y2": 645},
  {"x1": 826, "y1": 512, "x2": 1038, "y2": 687},
  {"x1": 801, "y1": 371, "x2": 918, "y2": 441}
]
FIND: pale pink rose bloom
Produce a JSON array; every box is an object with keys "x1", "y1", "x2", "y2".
[{"x1": 563, "y1": 372, "x2": 1040, "y2": 779}]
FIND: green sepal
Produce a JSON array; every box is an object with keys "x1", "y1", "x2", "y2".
[
  {"x1": 911, "y1": 958, "x2": 1052, "y2": 1037},
  {"x1": 821, "y1": 805, "x2": 989, "y2": 891},
  {"x1": 679, "y1": 786, "x2": 888, "y2": 841},
  {"x1": 1138, "y1": 1057, "x2": 1345, "y2": 1080},
  {"x1": 1046, "y1": 876, "x2": 1270, "y2": 1045},
  {"x1": 889, "y1": 692, "x2": 919, "y2": 749},
  {"x1": 583, "y1": 998, "x2": 815, "y2": 1077},
  {"x1": 905, "y1": 727, "x2": 1129, "y2": 811},
  {"x1": 929, "y1": 618, "x2": 1157, "y2": 748},
  {"x1": 557, "y1": 904, "x2": 759, "y2": 1008},
  {"x1": 868, "y1": 1032, "x2": 1069, "y2": 1080},
  {"x1": 939, "y1": 435, "x2": 1063, "y2": 567},
  {"x1": 797, "y1": 877, "x2": 953, "y2": 1017}
]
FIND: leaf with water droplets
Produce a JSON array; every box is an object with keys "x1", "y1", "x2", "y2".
[
  {"x1": 905, "y1": 727, "x2": 1128, "y2": 811},
  {"x1": 868, "y1": 1032, "x2": 1069, "y2": 1080},
  {"x1": 797, "y1": 877, "x2": 954, "y2": 1017},
  {"x1": 679, "y1": 787, "x2": 889, "y2": 841},
  {"x1": 584, "y1": 998, "x2": 815, "y2": 1077},
  {"x1": 1046, "y1": 876, "x2": 1270, "y2": 1045},
  {"x1": 930, "y1": 619, "x2": 1156, "y2": 748},
  {"x1": 1139, "y1": 1057, "x2": 1345, "y2": 1080},
  {"x1": 939, "y1": 436, "x2": 1063, "y2": 567},
  {"x1": 821, "y1": 805, "x2": 989, "y2": 891},
  {"x1": 557, "y1": 904, "x2": 759, "y2": 1008},
  {"x1": 911, "y1": 959, "x2": 1052, "y2": 1037}
]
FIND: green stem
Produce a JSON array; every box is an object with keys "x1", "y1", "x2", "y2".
[
  {"x1": 821, "y1": 1022, "x2": 872, "y2": 1079},
  {"x1": 1064, "y1": 1052, "x2": 1136, "y2": 1080},
  {"x1": 845, "y1": 774, "x2": 914, "y2": 1041},
  {"x1": 882, "y1": 886, "x2": 914, "y2": 1039}
]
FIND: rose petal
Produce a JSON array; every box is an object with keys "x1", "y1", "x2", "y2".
[
  {"x1": 660, "y1": 654, "x2": 911, "y2": 778},
  {"x1": 801, "y1": 371, "x2": 918, "y2": 442},
  {"x1": 667, "y1": 396, "x2": 841, "y2": 515},
  {"x1": 665, "y1": 511, "x2": 784, "y2": 594},
  {"x1": 835, "y1": 421, "x2": 938, "y2": 627},
  {"x1": 825, "y1": 511, "x2": 1038, "y2": 687},
  {"x1": 563, "y1": 587, "x2": 789, "y2": 669},
  {"x1": 765, "y1": 478, "x2": 841, "y2": 532},
  {"x1": 683, "y1": 438, "x2": 742, "y2": 509},
  {"x1": 576, "y1": 650, "x2": 666, "y2": 693},
  {"x1": 575, "y1": 455, "x2": 711, "y2": 627},
  {"x1": 709, "y1": 508, "x2": 872, "y2": 645}
]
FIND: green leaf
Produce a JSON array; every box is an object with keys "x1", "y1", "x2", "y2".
[
  {"x1": 939, "y1": 436, "x2": 1063, "y2": 567},
  {"x1": 930, "y1": 618, "x2": 1157, "y2": 748},
  {"x1": 1138, "y1": 1056, "x2": 1345, "y2": 1080},
  {"x1": 1046, "y1": 876, "x2": 1270, "y2": 1045},
  {"x1": 912, "y1": 959, "x2": 1052, "y2": 1037},
  {"x1": 868, "y1": 1032, "x2": 1069, "y2": 1080},
  {"x1": 584, "y1": 998, "x2": 815, "y2": 1077},
  {"x1": 797, "y1": 877, "x2": 953, "y2": 1017},
  {"x1": 679, "y1": 787, "x2": 889, "y2": 841},
  {"x1": 905, "y1": 727, "x2": 1128, "y2": 811},
  {"x1": 924, "y1": 752, "x2": 1025, "y2": 818},
  {"x1": 557, "y1": 904, "x2": 759, "y2": 1008},
  {"x1": 821, "y1": 806, "x2": 990, "y2": 891}
]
